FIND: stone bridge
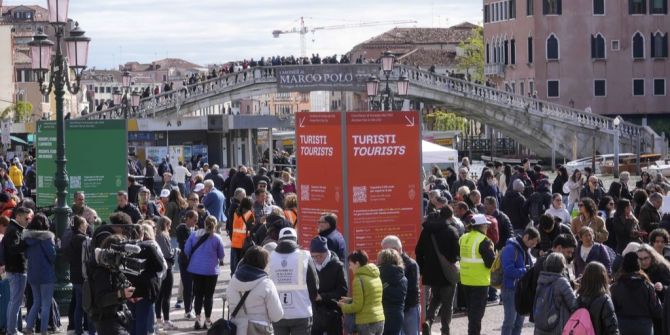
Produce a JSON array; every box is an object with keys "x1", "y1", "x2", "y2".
[{"x1": 78, "y1": 64, "x2": 666, "y2": 159}]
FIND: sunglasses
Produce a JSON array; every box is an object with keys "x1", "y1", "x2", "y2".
[{"x1": 578, "y1": 203, "x2": 584, "y2": 207}]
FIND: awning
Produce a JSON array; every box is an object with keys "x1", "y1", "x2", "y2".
[{"x1": 10, "y1": 136, "x2": 29, "y2": 145}]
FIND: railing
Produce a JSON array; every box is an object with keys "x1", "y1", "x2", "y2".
[{"x1": 484, "y1": 63, "x2": 505, "y2": 76}]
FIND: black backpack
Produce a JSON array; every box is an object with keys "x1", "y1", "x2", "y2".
[{"x1": 514, "y1": 267, "x2": 535, "y2": 316}]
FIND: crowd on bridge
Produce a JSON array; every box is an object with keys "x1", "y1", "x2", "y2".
[{"x1": 2, "y1": 149, "x2": 670, "y2": 335}]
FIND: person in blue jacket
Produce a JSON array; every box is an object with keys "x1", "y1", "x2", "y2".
[
  {"x1": 377, "y1": 249, "x2": 408, "y2": 335},
  {"x1": 500, "y1": 227, "x2": 540, "y2": 335},
  {"x1": 22, "y1": 213, "x2": 56, "y2": 335},
  {"x1": 202, "y1": 180, "x2": 226, "y2": 224},
  {"x1": 317, "y1": 213, "x2": 346, "y2": 261}
]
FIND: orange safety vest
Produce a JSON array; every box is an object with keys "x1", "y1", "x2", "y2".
[
  {"x1": 284, "y1": 209, "x2": 298, "y2": 228},
  {"x1": 231, "y1": 211, "x2": 254, "y2": 249}
]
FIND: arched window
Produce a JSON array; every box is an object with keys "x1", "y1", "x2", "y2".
[
  {"x1": 651, "y1": 32, "x2": 669, "y2": 58},
  {"x1": 546, "y1": 34, "x2": 559, "y2": 60},
  {"x1": 591, "y1": 34, "x2": 606, "y2": 59},
  {"x1": 633, "y1": 32, "x2": 645, "y2": 59}
]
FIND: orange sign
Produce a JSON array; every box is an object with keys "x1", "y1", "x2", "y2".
[
  {"x1": 346, "y1": 111, "x2": 422, "y2": 258},
  {"x1": 295, "y1": 112, "x2": 344, "y2": 247}
]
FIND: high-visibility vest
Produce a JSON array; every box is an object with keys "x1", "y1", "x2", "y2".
[
  {"x1": 459, "y1": 230, "x2": 491, "y2": 286},
  {"x1": 268, "y1": 249, "x2": 312, "y2": 319},
  {"x1": 284, "y1": 209, "x2": 298, "y2": 228},
  {"x1": 231, "y1": 211, "x2": 254, "y2": 249}
]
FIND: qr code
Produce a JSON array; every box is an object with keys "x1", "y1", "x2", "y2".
[
  {"x1": 353, "y1": 186, "x2": 367, "y2": 203},
  {"x1": 70, "y1": 176, "x2": 81, "y2": 189},
  {"x1": 301, "y1": 185, "x2": 310, "y2": 201}
]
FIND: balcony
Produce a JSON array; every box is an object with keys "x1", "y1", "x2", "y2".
[{"x1": 484, "y1": 63, "x2": 505, "y2": 76}]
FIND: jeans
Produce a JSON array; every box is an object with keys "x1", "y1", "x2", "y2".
[
  {"x1": 357, "y1": 321, "x2": 384, "y2": 335},
  {"x1": 274, "y1": 317, "x2": 312, "y2": 335},
  {"x1": 402, "y1": 305, "x2": 420, "y2": 335},
  {"x1": 501, "y1": 287, "x2": 524, "y2": 335},
  {"x1": 128, "y1": 299, "x2": 153, "y2": 335},
  {"x1": 73, "y1": 284, "x2": 96, "y2": 335},
  {"x1": 462, "y1": 285, "x2": 488, "y2": 335},
  {"x1": 178, "y1": 257, "x2": 193, "y2": 313},
  {"x1": 6, "y1": 272, "x2": 27, "y2": 335},
  {"x1": 230, "y1": 248, "x2": 241, "y2": 275},
  {"x1": 425, "y1": 284, "x2": 456, "y2": 335},
  {"x1": 26, "y1": 283, "x2": 55, "y2": 333}
]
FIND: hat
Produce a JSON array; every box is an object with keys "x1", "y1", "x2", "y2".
[
  {"x1": 159, "y1": 189, "x2": 170, "y2": 198},
  {"x1": 193, "y1": 183, "x2": 205, "y2": 193},
  {"x1": 310, "y1": 236, "x2": 329, "y2": 253},
  {"x1": 622, "y1": 252, "x2": 640, "y2": 273},
  {"x1": 278, "y1": 227, "x2": 298, "y2": 241},
  {"x1": 471, "y1": 214, "x2": 491, "y2": 226}
]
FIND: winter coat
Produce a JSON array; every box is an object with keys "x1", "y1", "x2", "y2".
[
  {"x1": 340, "y1": 263, "x2": 385, "y2": 325},
  {"x1": 115, "y1": 203, "x2": 142, "y2": 223},
  {"x1": 3, "y1": 220, "x2": 26, "y2": 273},
  {"x1": 313, "y1": 251, "x2": 348, "y2": 331},
  {"x1": 203, "y1": 188, "x2": 226, "y2": 223},
  {"x1": 534, "y1": 271, "x2": 578, "y2": 335},
  {"x1": 319, "y1": 226, "x2": 346, "y2": 261},
  {"x1": 535, "y1": 223, "x2": 572, "y2": 257},
  {"x1": 227, "y1": 264, "x2": 284, "y2": 335},
  {"x1": 638, "y1": 201, "x2": 661, "y2": 235},
  {"x1": 23, "y1": 230, "x2": 56, "y2": 285},
  {"x1": 552, "y1": 174, "x2": 568, "y2": 196},
  {"x1": 501, "y1": 191, "x2": 529, "y2": 231},
  {"x1": 566, "y1": 178, "x2": 584, "y2": 204},
  {"x1": 577, "y1": 294, "x2": 619, "y2": 335},
  {"x1": 451, "y1": 178, "x2": 476, "y2": 193},
  {"x1": 379, "y1": 264, "x2": 407, "y2": 335},
  {"x1": 571, "y1": 215, "x2": 608, "y2": 243},
  {"x1": 501, "y1": 237, "x2": 532, "y2": 289},
  {"x1": 526, "y1": 186, "x2": 553, "y2": 224},
  {"x1": 611, "y1": 215, "x2": 642, "y2": 254},
  {"x1": 611, "y1": 274, "x2": 662, "y2": 321},
  {"x1": 492, "y1": 209, "x2": 514, "y2": 251},
  {"x1": 415, "y1": 213, "x2": 461, "y2": 286},
  {"x1": 230, "y1": 171, "x2": 255, "y2": 197},
  {"x1": 479, "y1": 182, "x2": 502, "y2": 205},
  {"x1": 165, "y1": 201, "x2": 184, "y2": 232},
  {"x1": 185, "y1": 229, "x2": 225, "y2": 276},
  {"x1": 204, "y1": 169, "x2": 225, "y2": 191},
  {"x1": 644, "y1": 263, "x2": 670, "y2": 301},
  {"x1": 573, "y1": 242, "x2": 612, "y2": 277},
  {"x1": 545, "y1": 206, "x2": 572, "y2": 226},
  {"x1": 580, "y1": 186, "x2": 606, "y2": 206},
  {"x1": 66, "y1": 231, "x2": 88, "y2": 284},
  {"x1": 8, "y1": 165, "x2": 22, "y2": 188},
  {"x1": 400, "y1": 253, "x2": 420, "y2": 309},
  {"x1": 125, "y1": 240, "x2": 165, "y2": 302}
]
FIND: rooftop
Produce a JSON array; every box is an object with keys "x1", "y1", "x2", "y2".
[
  {"x1": 352, "y1": 22, "x2": 478, "y2": 48},
  {"x1": 0, "y1": 5, "x2": 49, "y2": 22}
]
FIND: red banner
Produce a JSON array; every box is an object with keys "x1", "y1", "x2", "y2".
[
  {"x1": 346, "y1": 111, "x2": 422, "y2": 259},
  {"x1": 295, "y1": 112, "x2": 344, "y2": 247}
]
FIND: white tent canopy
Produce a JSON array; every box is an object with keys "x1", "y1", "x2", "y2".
[{"x1": 422, "y1": 140, "x2": 458, "y2": 165}]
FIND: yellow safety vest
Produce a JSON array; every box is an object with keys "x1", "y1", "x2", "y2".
[{"x1": 459, "y1": 231, "x2": 491, "y2": 286}]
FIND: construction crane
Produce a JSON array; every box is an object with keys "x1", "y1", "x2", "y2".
[{"x1": 272, "y1": 17, "x2": 418, "y2": 58}]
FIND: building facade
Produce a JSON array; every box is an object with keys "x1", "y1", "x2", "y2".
[{"x1": 483, "y1": 0, "x2": 669, "y2": 117}]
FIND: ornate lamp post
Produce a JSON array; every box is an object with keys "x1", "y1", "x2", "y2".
[
  {"x1": 112, "y1": 71, "x2": 140, "y2": 119},
  {"x1": 366, "y1": 51, "x2": 410, "y2": 111},
  {"x1": 28, "y1": 0, "x2": 90, "y2": 311}
]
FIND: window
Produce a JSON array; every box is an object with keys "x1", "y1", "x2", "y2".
[
  {"x1": 629, "y1": 0, "x2": 646, "y2": 14},
  {"x1": 654, "y1": 79, "x2": 666, "y2": 95},
  {"x1": 520, "y1": 81, "x2": 525, "y2": 96},
  {"x1": 511, "y1": 39, "x2": 517, "y2": 64},
  {"x1": 651, "y1": 0, "x2": 668, "y2": 14},
  {"x1": 633, "y1": 79, "x2": 645, "y2": 96},
  {"x1": 511, "y1": 82, "x2": 516, "y2": 93},
  {"x1": 510, "y1": 0, "x2": 517, "y2": 18},
  {"x1": 547, "y1": 34, "x2": 559, "y2": 60},
  {"x1": 611, "y1": 40, "x2": 620, "y2": 50},
  {"x1": 547, "y1": 80, "x2": 559, "y2": 97},
  {"x1": 593, "y1": 0, "x2": 605, "y2": 14},
  {"x1": 94, "y1": 87, "x2": 99, "y2": 93},
  {"x1": 486, "y1": 43, "x2": 490, "y2": 63},
  {"x1": 527, "y1": 0, "x2": 534, "y2": 15},
  {"x1": 591, "y1": 34, "x2": 606, "y2": 59},
  {"x1": 633, "y1": 32, "x2": 645, "y2": 58},
  {"x1": 485, "y1": 4, "x2": 490, "y2": 22},
  {"x1": 528, "y1": 36, "x2": 534, "y2": 63},
  {"x1": 106, "y1": 87, "x2": 111, "y2": 93},
  {"x1": 503, "y1": 2, "x2": 508, "y2": 19},
  {"x1": 594, "y1": 80, "x2": 606, "y2": 96},
  {"x1": 494, "y1": 3, "x2": 498, "y2": 21},
  {"x1": 529, "y1": 81, "x2": 535, "y2": 96},
  {"x1": 651, "y1": 32, "x2": 669, "y2": 58},
  {"x1": 543, "y1": 0, "x2": 562, "y2": 14},
  {"x1": 504, "y1": 40, "x2": 509, "y2": 64}
]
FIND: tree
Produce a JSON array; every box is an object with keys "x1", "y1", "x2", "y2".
[
  {"x1": 456, "y1": 26, "x2": 484, "y2": 82},
  {"x1": 0, "y1": 101, "x2": 33, "y2": 122},
  {"x1": 432, "y1": 110, "x2": 468, "y2": 133}
]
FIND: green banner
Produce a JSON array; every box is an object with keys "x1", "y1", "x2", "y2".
[{"x1": 36, "y1": 120, "x2": 128, "y2": 221}]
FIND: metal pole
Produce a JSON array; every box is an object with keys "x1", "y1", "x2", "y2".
[
  {"x1": 637, "y1": 135, "x2": 642, "y2": 175},
  {"x1": 552, "y1": 136, "x2": 556, "y2": 173},
  {"x1": 614, "y1": 128, "x2": 620, "y2": 178},
  {"x1": 592, "y1": 129, "x2": 597, "y2": 173}
]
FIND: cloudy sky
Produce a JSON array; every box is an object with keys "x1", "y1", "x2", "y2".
[{"x1": 5, "y1": 0, "x2": 481, "y2": 69}]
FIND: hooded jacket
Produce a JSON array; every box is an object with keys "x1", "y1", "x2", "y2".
[
  {"x1": 534, "y1": 271, "x2": 578, "y2": 335},
  {"x1": 340, "y1": 263, "x2": 385, "y2": 325},
  {"x1": 23, "y1": 229, "x2": 56, "y2": 285},
  {"x1": 4, "y1": 219, "x2": 26, "y2": 273},
  {"x1": 415, "y1": 212, "x2": 460, "y2": 286},
  {"x1": 379, "y1": 264, "x2": 407, "y2": 334},
  {"x1": 611, "y1": 274, "x2": 662, "y2": 320},
  {"x1": 227, "y1": 264, "x2": 284, "y2": 334}
]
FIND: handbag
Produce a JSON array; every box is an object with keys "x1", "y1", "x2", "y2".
[
  {"x1": 431, "y1": 234, "x2": 460, "y2": 285},
  {"x1": 207, "y1": 290, "x2": 252, "y2": 335}
]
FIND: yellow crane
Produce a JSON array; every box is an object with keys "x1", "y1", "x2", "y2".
[{"x1": 272, "y1": 17, "x2": 417, "y2": 58}]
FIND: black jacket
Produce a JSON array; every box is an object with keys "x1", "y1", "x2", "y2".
[
  {"x1": 379, "y1": 264, "x2": 407, "y2": 335},
  {"x1": 115, "y1": 203, "x2": 142, "y2": 224},
  {"x1": 577, "y1": 294, "x2": 619, "y2": 335},
  {"x1": 501, "y1": 191, "x2": 529, "y2": 231},
  {"x1": 90, "y1": 265, "x2": 127, "y2": 321},
  {"x1": 451, "y1": 178, "x2": 476, "y2": 193},
  {"x1": 611, "y1": 274, "x2": 663, "y2": 320},
  {"x1": 535, "y1": 223, "x2": 572, "y2": 257},
  {"x1": 66, "y1": 231, "x2": 88, "y2": 284},
  {"x1": 552, "y1": 174, "x2": 568, "y2": 196},
  {"x1": 401, "y1": 253, "x2": 420, "y2": 309},
  {"x1": 125, "y1": 241, "x2": 165, "y2": 302},
  {"x1": 638, "y1": 201, "x2": 661, "y2": 235},
  {"x1": 230, "y1": 171, "x2": 255, "y2": 197},
  {"x1": 3, "y1": 220, "x2": 26, "y2": 273},
  {"x1": 314, "y1": 251, "x2": 348, "y2": 315},
  {"x1": 415, "y1": 213, "x2": 460, "y2": 286},
  {"x1": 492, "y1": 209, "x2": 514, "y2": 250},
  {"x1": 127, "y1": 182, "x2": 143, "y2": 205},
  {"x1": 205, "y1": 169, "x2": 225, "y2": 191},
  {"x1": 580, "y1": 186, "x2": 606, "y2": 205},
  {"x1": 645, "y1": 263, "x2": 670, "y2": 301},
  {"x1": 525, "y1": 186, "x2": 552, "y2": 224}
]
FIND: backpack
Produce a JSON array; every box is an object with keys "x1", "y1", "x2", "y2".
[
  {"x1": 562, "y1": 308, "x2": 596, "y2": 335},
  {"x1": 534, "y1": 282, "x2": 559, "y2": 331},
  {"x1": 490, "y1": 246, "x2": 518, "y2": 289},
  {"x1": 514, "y1": 266, "x2": 535, "y2": 316}
]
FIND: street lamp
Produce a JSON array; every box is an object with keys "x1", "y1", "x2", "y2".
[
  {"x1": 113, "y1": 71, "x2": 136, "y2": 118},
  {"x1": 367, "y1": 51, "x2": 409, "y2": 111},
  {"x1": 613, "y1": 116, "x2": 622, "y2": 178},
  {"x1": 28, "y1": 0, "x2": 90, "y2": 312}
]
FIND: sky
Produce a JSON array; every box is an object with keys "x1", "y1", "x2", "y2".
[{"x1": 4, "y1": 0, "x2": 481, "y2": 69}]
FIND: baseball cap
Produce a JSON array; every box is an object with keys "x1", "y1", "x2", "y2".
[
  {"x1": 471, "y1": 214, "x2": 491, "y2": 226},
  {"x1": 193, "y1": 183, "x2": 205, "y2": 193},
  {"x1": 278, "y1": 227, "x2": 298, "y2": 241},
  {"x1": 160, "y1": 189, "x2": 170, "y2": 198}
]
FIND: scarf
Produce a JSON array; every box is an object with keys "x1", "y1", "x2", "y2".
[{"x1": 315, "y1": 252, "x2": 332, "y2": 272}]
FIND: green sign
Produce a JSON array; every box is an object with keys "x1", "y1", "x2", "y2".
[{"x1": 36, "y1": 120, "x2": 128, "y2": 221}]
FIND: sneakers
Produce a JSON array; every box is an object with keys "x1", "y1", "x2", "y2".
[
  {"x1": 422, "y1": 321, "x2": 431, "y2": 335},
  {"x1": 175, "y1": 300, "x2": 183, "y2": 309},
  {"x1": 184, "y1": 311, "x2": 195, "y2": 320},
  {"x1": 205, "y1": 320, "x2": 213, "y2": 329},
  {"x1": 194, "y1": 318, "x2": 202, "y2": 330},
  {"x1": 163, "y1": 321, "x2": 177, "y2": 330}
]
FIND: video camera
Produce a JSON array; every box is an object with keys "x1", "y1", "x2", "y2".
[{"x1": 94, "y1": 241, "x2": 146, "y2": 277}]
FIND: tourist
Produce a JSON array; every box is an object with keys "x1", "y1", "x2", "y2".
[
  {"x1": 23, "y1": 213, "x2": 56, "y2": 335},
  {"x1": 544, "y1": 193, "x2": 571, "y2": 226},
  {"x1": 176, "y1": 210, "x2": 198, "y2": 319},
  {"x1": 638, "y1": 192, "x2": 662, "y2": 237},
  {"x1": 338, "y1": 250, "x2": 385, "y2": 335},
  {"x1": 533, "y1": 252, "x2": 578, "y2": 335},
  {"x1": 575, "y1": 262, "x2": 619, "y2": 335},
  {"x1": 381, "y1": 235, "x2": 419, "y2": 335},
  {"x1": 165, "y1": 189, "x2": 188, "y2": 233},
  {"x1": 202, "y1": 179, "x2": 226, "y2": 226},
  {"x1": 501, "y1": 180, "x2": 529, "y2": 235},
  {"x1": 310, "y1": 236, "x2": 347, "y2": 335},
  {"x1": 565, "y1": 169, "x2": 585, "y2": 213},
  {"x1": 115, "y1": 191, "x2": 142, "y2": 223},
  {"x1": 649, "y1": 228, "x2": 670, "y2": 261},
  {"x1": 611, "y1": 199, "x2": 642, "y2": 254},
  {"x1": 317, "y1": 213, "x2": 346, "y2": 261},
  {"x1": 155, "y1": 217, "x2": 177, "y2": 330},
  {"x1": 573, "y1": 227, "x2": 612, "y2": 277},
  {"x1": 65, "y1": 216, "x2": 95, "y2": 335},
  {"x1": 5, "y1": 206, "x2": 32, "y2": 335},
  {"x1": 571, "y1": 198, "x2": 608, "y2": 243},
  {"x1": 377, "y1": 249, "x2": 407, "y2": 335}
]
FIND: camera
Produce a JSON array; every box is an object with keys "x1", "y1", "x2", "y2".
[{"x1": 94, "y1": 241, "x2": 146, "y2": 276}]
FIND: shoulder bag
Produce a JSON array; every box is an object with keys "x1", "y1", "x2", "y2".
[{"x1": 431, "y1": 234, "x2": 460, "y2": 285}]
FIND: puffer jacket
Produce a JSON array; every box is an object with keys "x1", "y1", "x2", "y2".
[
  {"x1": 227, "y1": 264, "x2": 284, "y2": 334},
  {"x1": 501, "y1": 237, "x2": 531, "y2": 289},
  {"x1": 577, "y1": 294, "x2": 619, "y2": 335},
  {"x1": 379, "y1": 264, "x2": 407, "y2": 335},
  {"x1": 340, "y1": 264, "x2": 385, "y2": 325},
  {"x1": 534, "y1": 271, "x2": 578, "y2": 335},
  {"x1": 23, "y1": 230, "x2": 56, "y2": 285}
]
